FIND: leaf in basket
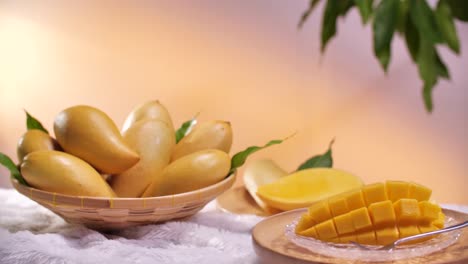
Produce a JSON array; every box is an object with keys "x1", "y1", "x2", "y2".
[
  {"x1": 229, "y1": 133, "x2": 295, "y2": 175},
  {"x1": 297, "y1": 138, "x2": 334, "y2": 171},
  {"x1": 175, "y1": 114, "x2": 198, "y2": 143},
  {"x1": 25, "y1": 110, "x2": 49, "y2": 134},
  {"x1": 0, "y1": 152, "x2": 28, "y2": 185}
]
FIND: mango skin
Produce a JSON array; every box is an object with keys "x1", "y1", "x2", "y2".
[
  {"x1": 54, "y1": 105, "x2": 139, "y2": 174},
  {"x1": 121, "y1": 100, "x2": 174, "y2": 132},
  {"x1": 171, "y1": 120, "x2": 233, "y2": 161},
  {"x1": 17, "y1": 130, "x2": 61, "y2": 163},
  {"x1": 111, "y1": 119, "x2": 175, "y2": 197},
  {"x1": 21, "y1": 150, "x2": 116, "y2": 197},
  {"x1": 142, "y1": 149, "x2": 231, "y2": 197}
]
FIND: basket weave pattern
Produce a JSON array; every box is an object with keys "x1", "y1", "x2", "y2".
[{"x1": 12, "y1": 174, "x2": 236, "y2": 230}]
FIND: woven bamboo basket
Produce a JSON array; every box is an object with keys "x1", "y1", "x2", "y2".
[{"x1": 11, "y1": 173, "x2": 236, "y2": 230}]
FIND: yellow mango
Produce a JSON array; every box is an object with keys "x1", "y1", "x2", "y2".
[
  {"x1": 256, "y1": 168, "x2": 363, "y2": 211},
  {"x1": 356, "y1": 230, "x2": 377, "y2": 245},
  {"x1": 394, "y1": 199, "x2": 421, "y2": 223},
  {"x1": 315, "y1": 219, "x2": 338, "y2": 240},
  {"x1": 299, "y1": 226, "x2": 318, "y2": 238},
  {"x1": 333, "y1": 213, "x2": 355, "y2": 235},
  {"x1": 21, "y1": 150, "x2": 115, "y2": 197},
  {"x1": 362, "y1": 183, "x2": 388, "y2": 206},
  {"x1": 433, "y1": 212, "x2": 445, "y2": 229},
  {"x1": 171, "y1": 120, "x2": 233, "y2": 161},
  {"x1": 295, "y1": 214, "x2": 315, "y2": 233},
  {"x1": 368, "y1": 200, "x2": 396, "y2": 227},
  {"x1": 375, "y1": 226, "x2": 399, "y2": 245},
  {"x1": 419, "y1": 201, "x2": 441, "y2": 222},
  {"x1": 344, "y1": 189, "x2": 366, "y2": 211},
  {"x1": 111, "y1": 120, "x2": 175, "y2": 197},
  {"x1": 408, "y1": 182, "x2": 432, "y2": 201},
  {"x1": 351, "y1": 207, "x2": 373, "y2": 232},
  {"x1": 142, "y1": 149, "x2": 230, "y2": 197},
  {"x1": 339, "y1": 234, "x2": 357, "y2": 244},
  {"x1": 121, "y1": 100, "x2": 174, "y2": 132},
  {"x1": 386, "y1": 181, "x2": 410, "y2": 202},
  {"x1": 54, "y1": 105, "x2": 139, "y2": 174},
  {"x1": 17, "y1": 130, "x2": 61, "y2": 163},
  {"x1": 308, "y1": 200, "x2": 333, "y2": 223},
  {"x1": 243, "y1": 159, "x2": 287, "y2": 214},
  {"x1": 328, "y1": 195, "x2": 349, "y2": 217}
]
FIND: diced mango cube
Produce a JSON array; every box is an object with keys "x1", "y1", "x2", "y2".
[
  {"x1": 328, "y1": 195, "x2": 349, "y2": 217},
  {"x1": 356, "y1": 230, "x2": 377, "y2": 245},
  {"x1": 339, "y1": 234, "x2": 357, "y2": 244},
  {"x1": 433, "y1": 212, "x2": 445, "y2": 229},
  {"x1": 362, "y1": 183, "x2": 388, "y2": 206},
  {"x1": 376, "y1": 226, "x2": 399, "y2": 245},
  {"x1": 295, "y1": 214, "x2": 316, "y2": 233},
  {"x1": 315, "y1": 219, "x2": 338, "y2": 239},
  {"x1": 344, "y1": 189, "x2": 366, "y2": 211},
  {"x1": 368, "y1": 200, "x2": 396, "y2": 227},
  {"x1": 398, "y1": 225, "x2": 420, "y2": 238},
  {"x1": 308, "y1": 201, "x2": 332, "y2": 223},
  {"x1": 394, "y1": 199, "x2": 420, "y2": 223},
  {"x1": 408, "y1": 182, "x2": 432, "y2": 201},
  {"x1": 299, "y1": 226, "x2": 318, "y2": 238},
  {"x1": 386, "y1": 181, "x2": 410, "y2": 202},
  {"x1": 419, "y1": 201, "x2": 441, "y2": 222},
  {"x1": 419, "y1": 224, "x2": 438, "y2": 234},
  {"x1": 333, "y1": 213, "x2": 355, "y2": 235},
  {"x1": 351, "y1": 207, "x2": 373, "y2": 232}
]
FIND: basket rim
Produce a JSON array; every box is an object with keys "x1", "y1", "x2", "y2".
[{"x1": 11, "y1": 172, "x2": 236, "y2": 202}]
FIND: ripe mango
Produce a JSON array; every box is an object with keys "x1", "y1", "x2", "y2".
[
  {"x1": 171, "y1": 120, "x2": 232, "y2": 161},
  {"x1": 111, "y1": 119, "x2": 175, "y2": 197},
  {"x1": 54, "y1": 105, "x2": 139, "y2": 174},
  {"x1": 142, "y1": 149, "x2": 230, "y2": 197},
  {"x1": 21, "y1": 150, "x2": 115, "y2": 197},
  {"x1": 121, "y1": 100, "x2": 174, "y2": 132},
  {"x1": 256, "y1": 168, "x2": 363, "y2": 211},
  {"x1": 17, "y1": 130, "x2": 61, "y2": 163}
]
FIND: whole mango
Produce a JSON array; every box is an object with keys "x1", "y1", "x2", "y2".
[
  {"x1": 17, "y1": 130, "x2": 61, "y2": 163},
  {"x1": 121, "y1": 100, "x2": 174, "y2": 132}
]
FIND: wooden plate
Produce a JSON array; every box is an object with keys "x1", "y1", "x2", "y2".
[{"x1": 252, "y1": 208, "x2": 468, "y2": 264}]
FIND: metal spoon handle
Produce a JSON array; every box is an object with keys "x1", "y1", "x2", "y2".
[{"x1": 394, "y1": 220, "x2": 468, "y2": 247}]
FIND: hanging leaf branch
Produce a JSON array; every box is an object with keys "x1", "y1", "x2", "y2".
[{"x1": 299, "y1": 0, "x2": 467, "y2": 112}]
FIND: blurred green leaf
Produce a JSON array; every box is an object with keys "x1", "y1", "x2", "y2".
[
  {"x1": 321, "y1": 0, "x2": 340, "y2": 52},
  {"x1": 297, "y1": 138, "x2": 334, "y2": 171},
  {"x1": 0, "y1": 153, "x2": 27, "y2": 185},
  {"x1": 396, "y1": 0, "x2": 410, "y2": 33},
  {"x1": 435, "y1": 52, "x2": 450, "y2": 79},
  {"x1": 354, "y1": 0, "x2": 373, "y2": 24},
  {"x1": 435, "y1": 0, "x2": 460, "y2": 53},
  {"x1": 417, "y1": 39, "x2": 438, "y2": 112},
  {"x1": 446, "y1": 0, "x2": 468, "y2": 21},
  {"x1": 410, "y1": 0, "x2": 443, "y2": 44},
  {"x1": 175, "y1": 115, "x2": 198, "y2": 143},
  {"x1": 373, "y1": 0, "x2": 399, "y2": 71},
  {"x1": 405, "y1": 16, "x2": 419, "y2": 62},
  {"x1": 25, "y1": 110, "x2": 48, "y2": 134},
  {"x1": 298, "y1": 0, "x2": 321, "y2": 28}
]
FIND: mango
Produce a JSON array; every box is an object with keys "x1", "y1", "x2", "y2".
[
  {"x1": 54, "y1": 105, "x2": 139, "y2": 174},
  {"x1": 17, "y1": 130, "x2": 61, "y2": 162},
  {"x1": 296, "y1": 181, "x2": 445, "y2": 245},
  {"x1": 111, "y1": 119, "x2": 175, "y2": 197},
  {"x1": 121, "y1": 100, "x2": 174, "y2": 132},
  {"x1": 256, "y1": 168, "x2": 363, "y2": 211},
  {"x1": 142, "y1": 149, "x2": 230, "y2": 197},
  {"x1": 171, "y1": 120, "x2": 233, "y2": 161},
  {"x1": 243, "y1": 159, "x2": 287, "y2": 214},
  {"x1": 20, "y1": 150, "x2": 115, "y2": 197}
]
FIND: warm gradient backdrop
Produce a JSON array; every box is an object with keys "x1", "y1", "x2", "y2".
[{"x1": 1, "y1": 1, "x2": 467, "y2": 204}]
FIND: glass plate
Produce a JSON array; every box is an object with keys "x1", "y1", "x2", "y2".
[{"x1": 284, "y1": 216, "x2": 462, "y2": 261}]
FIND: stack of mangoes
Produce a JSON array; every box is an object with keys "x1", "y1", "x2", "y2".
[
  {"x1": 295, "y1": 181, "x2": 445, "y2": 245},
  {"x1": 16, "y1": 101, "x2": 233, "y2": 198}
]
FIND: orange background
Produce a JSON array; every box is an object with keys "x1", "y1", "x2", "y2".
[{"x1": 1, "y1": 1, "x2": 467, "y2": 204}]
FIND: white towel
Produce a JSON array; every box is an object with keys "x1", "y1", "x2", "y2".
[{"x1": 0, "y1": 189, "x2": 263, "y2": 264}]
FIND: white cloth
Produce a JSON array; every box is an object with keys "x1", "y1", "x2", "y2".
[{"x1": 1, "y1": 188, "x2": 467, "y2": 264}]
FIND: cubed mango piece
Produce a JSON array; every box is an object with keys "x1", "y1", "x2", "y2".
[
  {"x1": 308, "y1": 201, "x2": 332, "y2": 223},
  {"x1": 376, "y1": 226, "x2": 399, "y2": 245},
  {"x1": 328, "y1": 195, "x2": 349, "y2": 217},
  {"x1": 315, "y1": 219, "x2": 338, "y2": 239},
  {"x1": 295, "y1": 214, "x2": 316, "y2": 233},
  {"x1": 419, "y1": 201, "x2": 441, "y2": 222},
  {"x1": 299, "y1": 226, "x2": 318, "y2": 238},
  {"x1": 333, "y1": 213, "x2": 355, "y2": 235},
  {"x1": 419, "y1": 224, "x2": 438, "y2": 234},
  {"x1": 368, "y1": 200, "x2": 396, "y2": 227},
  {"x1": 362, "y1": 183, "x2": 388, "y2": 206},
  {"x1": 386, "y1": 181, "x2": 410, "y2": 202},
  {"x1": 356, "y1": 230, "x2": 377, "y2": 245},
  {"x1": 344, "y1": 189, "x2": 366, "y2": 211},
  {"x1": 339, "y1": 234, "x2": 357, "y2": 244},
  {"x1": 398, "y1": 225, "x2": 420, "y2": 238},
  {"x1": 351, "y1": 207, "x2": 373, "y2": 232},
  {"x1": 394, "y1": 199, "x2": 420, "y2": 223},
  {"x1": 408, "y1": 182, "x2": 432, "y2": 201},
  {"x1": 432, "y1": 212, "x2": 445, "y2": 229}
]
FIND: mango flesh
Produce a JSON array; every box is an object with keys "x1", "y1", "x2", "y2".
[
  {"x1": 121, "y1": 100, "x2": 174, "y2": 132},
  {"x1": 171, "y1": 120, "x2": 233, "y2": 161},
  {"x1": 20, "y1": 150, "x2": 115, "y2": 197},
  {"x1": 54, "y1": 105, "x2": 139, "y2": 174},
  {"x1": 256, "y1": 168, "x2": 363, "y2": 211},
  {"x1": 142, "y1": 149, "x2": 230, "y2": 197},
  {"x1": 17, "y1": 130, "x2": 61, "y2": 163},
  {"x1": 296, "y1": 181, "x2": 444, "y2": 245},
  {"x1": 111, "y1": 119, "x2": 175, "y2": 197},
  {"x1": 243, "y1": 159, "x2": 287, "y2": 214}
]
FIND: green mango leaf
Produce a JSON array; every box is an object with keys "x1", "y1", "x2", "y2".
[
  {"x1": 435, "y1": 0, "x2": 460, "y2": 54},
  {"x1": 175, "y1": 114, "x2": 198, "y2": 143},
  {"x1": 321, "y1": 0, "x2": 340, "y2": 52},
  {"x1": 404, "y1": 17, "x2": 419, "y2": 62},
  {"x1": 422, "y1": 81, "x2": 436, "y2": 112},
  {"x1": 396, "y1": 0, "x2": 410, "y2": 33},
  {"x1": 0, "y1": 153, "x2": 28, "y2": 185},
  {"x1": 229, "y1": 134, "x2": 294, "y2": 174},
  {"x1": 410, "y1": 0, "x2": 443, "y2": 44},
  {"x1": 297, "y1": 138, "x2": 334, "y2": 171},
  {"x1": 354, "y1": 0, "x2": 373, "y2": 24},
  {"x1": 446, "y1": 0, "x2": 468, "y2": 21},
  {"x1": 373, "y1": 0, "x2": 399, "y2": 72},
  {"x1": 338, "y1": 0, "x2": 355, "y2": 15},
  {"x1": 25, "y1": 110, "x2": 48, "y2": 134},
  {"x1": 298, "y1": 0, "x2": 321, "y2": 28},
  {"x1": 417, "y1": 39, "x2": 438, "y2": 112},
  {"x1": 435, "y1": 52, "x2": 450, "y2": 79}
]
